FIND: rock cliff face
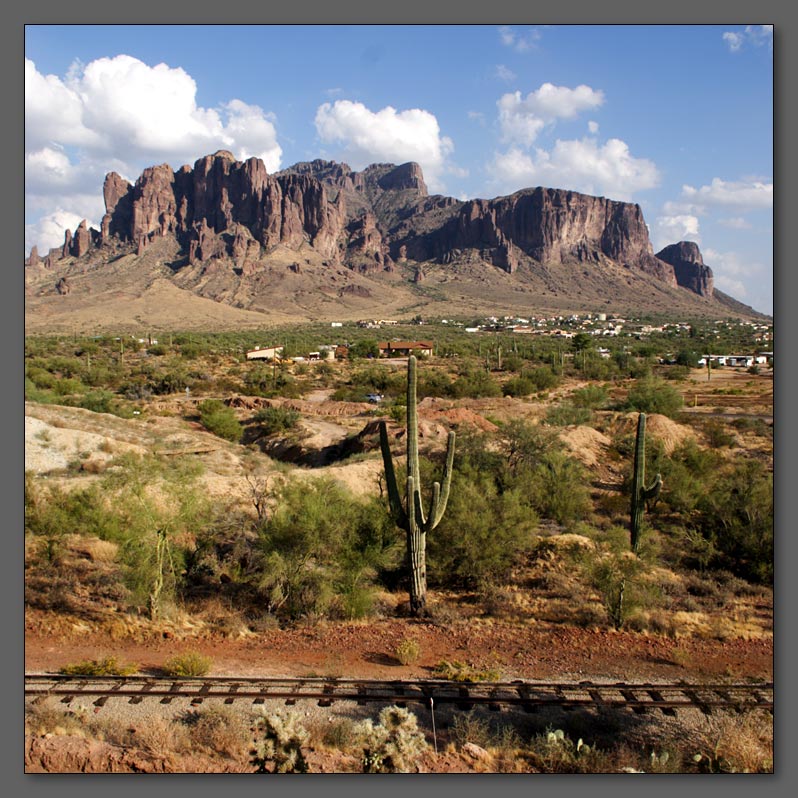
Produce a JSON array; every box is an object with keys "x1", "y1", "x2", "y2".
[
  {"x1": 655, "y1": 242, "x2": 714, "y2": 298},
  {"x1": 34, "y1": 151, "x2": 712, "y2": 299}
]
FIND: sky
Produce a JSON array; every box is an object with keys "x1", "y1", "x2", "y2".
[{"x1": 24, "y1": 24, "x2": 774, "y2": 314}]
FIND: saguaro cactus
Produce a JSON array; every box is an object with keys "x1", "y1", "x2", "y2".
[
  {"x1": 379, "y1": 355, "x2": 455, "y2": 616},
  {"x1": 630, "y1": 413, "x2": 662, "y2": 553}
]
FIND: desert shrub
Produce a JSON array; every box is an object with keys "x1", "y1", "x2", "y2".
[
  {"x1": 432, "y1": 660, "x2": 502, "y2": 682},
  {"x1": 162, "y1": 650, "x2": 212, "y2": 677},
  {"x1": 254, "y1": 405, "x2": 300, "y2": 435},
  {"x1": 179, "y1": 707, "x2": 249, "y2": 758},
  {"x1": 256, "y1": 479, "x2": 398, "y2": 620},
  {"x1": 428, "y1": 469, "x2": 537, "y2": 590},
  {"x1": 198, "y1": 399, "x2": 242, "y2": 442},
  {"x1": 502, "y1": 375, "x2": 538, "y2": 397},
  {"x1": 60, "y1": 656, "x2": 138, "y2": 676},
  {"x1": 525, "y1": 450, "x2": 592, "y2": 527},
  {"x1": 394, "y1": 638, "x2": 421, "y2": 665},
  {"x1": 624, "y1": 376, "x2": 683, "y2": 418},
  {"x1": 569, "y1": 384, "x2": 609, "y2": 409},
  {"x1": 449, "y1": 368, "x2": 502, "y2": 399},
  {"x1": 349, "y1": 339, "x2": 380, "y2": 360},
  {"x1": 521, "y1": 365, "x2": 561, "y2": 392},
  {"x1": 358, "y1": 706, "x2": 428, "y2": 773},
  {"x1": 526, "y1": 728, "x2": 609, "y2": 773},
  {"x1": 702, "y1": 418, "x2": 736, "y2": 448},
  {"x1": 250, "y1": 710, "x2": 310, "y2": 773},
  {"x1": 695, "y1": 459, "x2": 773, "y2": 583},
  {"x1": 101, "y1": 454, "x2": 212, "y2": 617},
  {"x1": 664, "y1": 364, "x2": 692, "y2": 381},
  {"x1": 544, "y1": 403, "x2": 593, "y2": 427}
]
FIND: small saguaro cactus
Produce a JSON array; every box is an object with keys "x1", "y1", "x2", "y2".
[
  {"x1": 630, "y1": 413, "x2": 662, "y2": 553},
  {"x1": 379, "y1": 355, "x2": 455, "y2": 617}
]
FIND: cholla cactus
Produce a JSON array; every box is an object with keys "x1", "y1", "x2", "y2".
[
  {"x1": 379, "y1": 355, "x2": 455, "y2": 616},
  {"x1": 250, "y1": 709, "x2": 309, "y2": 773},
  {"x1": 359, "y1": 706, "x2": 428, "y2": 773}
]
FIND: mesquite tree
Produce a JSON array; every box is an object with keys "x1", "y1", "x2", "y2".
[{"x1": 379, "y1": 355, "x2": 455, "y2": 616}]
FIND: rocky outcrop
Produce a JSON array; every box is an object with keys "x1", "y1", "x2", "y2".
[
  {"x1": 33, "y1": 152, "x2": 718, "y2": 300},
  {"x1": 655, "y1": 241, "x2": 714, "y2": 298},
  {"x1": 399, "y1": 187, "x2": 675, "y2": 282}
]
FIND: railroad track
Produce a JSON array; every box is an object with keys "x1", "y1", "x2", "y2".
[{"x1": 25, "y1": 674, "x2": 773, "y2": 717}]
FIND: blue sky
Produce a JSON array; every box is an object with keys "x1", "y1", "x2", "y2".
[{"x1": 25, "y1": 24, "x2": 773, "y2": 314}]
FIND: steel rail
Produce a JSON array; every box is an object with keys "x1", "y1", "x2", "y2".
[{"x1": 24, "y1": 674, "x2": 773, "y2": 715}]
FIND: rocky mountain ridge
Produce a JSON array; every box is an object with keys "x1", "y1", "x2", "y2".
[{"x1": 26, "y1": 151, "x2": 765, "y2": 331}]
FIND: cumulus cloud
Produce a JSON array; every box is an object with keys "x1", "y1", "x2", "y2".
[
  {"x1": 497, "y1": 83, "x2": 605, "y2": 146},
  {"x1": 314, "y1": 99, "x2": 454, "y2": 191},
  {"x1": 498, "y1": 25, "x2": 542, "y2": 52},
  {"x1": 682, "y1": 178, "x2": 773, "y2": 209},
  {"x1": 652, "y1": 214, "x2": 701, "y2": 251},
  {"x1": 703, "y1": 247, "x2": 769, "y2": 300},
  {"x1": 723, "y1": 25, "x2": 773, "y2": 52},
  {"x1": 588, "y1": 120, "x2": 599, "y2": 134},
  {"x1": 25, "y1": 55, "x2": 283, "y2": 254},
  {"x1": 489, "y1": 138, "x2": 659, "y2": 201}
]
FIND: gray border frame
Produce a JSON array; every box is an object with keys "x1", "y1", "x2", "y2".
[{"x1": 11, "y1": 3, "x2": 789, "y2": 796}]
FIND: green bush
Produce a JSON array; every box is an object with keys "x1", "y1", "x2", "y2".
[
  {"x1": 624, "y1": 376, "x2": 684, "y2": 418},
  {"x1": 163, "y1": 651, "x2": 212, "y2": 677},
  {"x1": 198, "y1": 399, "x2": 242, "y2": 442},
  {"x1": 544, "y1": 403, "x2": 593, "y2": 427},
  {"x1": 569, "y1": 385, "x2": 609, "y2": 409},
  {"x1": 256, "y1": 479, "x2": 398, "y2": 620},
  {"x1": 61, "y1": 656, "x2": 138, "y2": 676},
  {"x1": 254, "y1": 405, "x2": 300, "y2": 435}
]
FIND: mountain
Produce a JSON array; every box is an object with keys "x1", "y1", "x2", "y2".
[{"x1": 24, "y1": 151, "x2": 766, "y2": 333}]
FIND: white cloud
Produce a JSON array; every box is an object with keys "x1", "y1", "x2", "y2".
[
  {"x1": 489, "y1": 138, "x2": 659, "y2": 201},
  {"x1": 723, "y1": 25, "x2": 773, "y2": 53},
  {"x1": 25, "y1": 55, "x2": 283, "y2": 254},
  {"x1": 652, "y1": 214, "x2": 701, "y2": 250},
  {"x1": 498, "y1": 84, "x2": 605, "y2": 146},
  {"x1": 498, "y1": 26, "x2": 541, "y2": 52},
  {"x1": 588, "y1": 120, "x2": 599, "y2": 134},
  {"x1": 25, "y1": 208, "x2": 100, "y2": 255},
  {"x1": 468, "y1": 110, "x2": 486, "y2": 126},
  {"x1": 718, "y1": 216, "x2": 753, "y2": 230},
  {"x1": 682, "y1": 178, "x2": 773, "y2": 209},
  {"x1": 494, "y1": 64, "x2": 517, "y2": 82},
  {"x1": 314, "y1": 99, "x2": 454, "y2": 191}
]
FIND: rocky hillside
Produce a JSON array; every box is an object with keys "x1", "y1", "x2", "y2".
[{"x1": 25, "y1": 152, "x2": 765, "y2": 332}]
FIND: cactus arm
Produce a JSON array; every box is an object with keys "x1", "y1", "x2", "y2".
[
  {"x1": 405, "y1": 355, "x2": 426, "y2": 526},
  {"x1": 379, "y1": 420, "x2": 407, "y2": 526},
  {"x1": 643, "y1": 473, "x2": 662, "y2": 507},
  {"x1": 429, "y1": 431, "x2": 456, "y2": 530}
]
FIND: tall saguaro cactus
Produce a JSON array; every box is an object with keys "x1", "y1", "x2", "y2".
[
  {"x1": 630, "y1": 413, "x2": 662, "y2": 553},
  {"x1": 379, "y1": 355, "x2": 455, "y2": 616}
]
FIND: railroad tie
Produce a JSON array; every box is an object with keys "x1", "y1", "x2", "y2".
[
  {"x1": 646, "y1": 687, "x2": 678, "y2": 716},
  {"x1": 677, "y1": 682, "x2": 711, "y2": 716},
  {"x1": 224, "y1": 683, "x2": 241, "y2": 705},
  {"x1": 617, "y1": 685, "x2": 648, "y2": 714},
  {"x1": 160, "y1": 681, "x2": 182, "y2": 705},
  {"x1": 129, "y1": 681, "x2": 155, "y2": 705},
  {"x1": 191, "y1": 682, "x2": 212, "y2": 706}
]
